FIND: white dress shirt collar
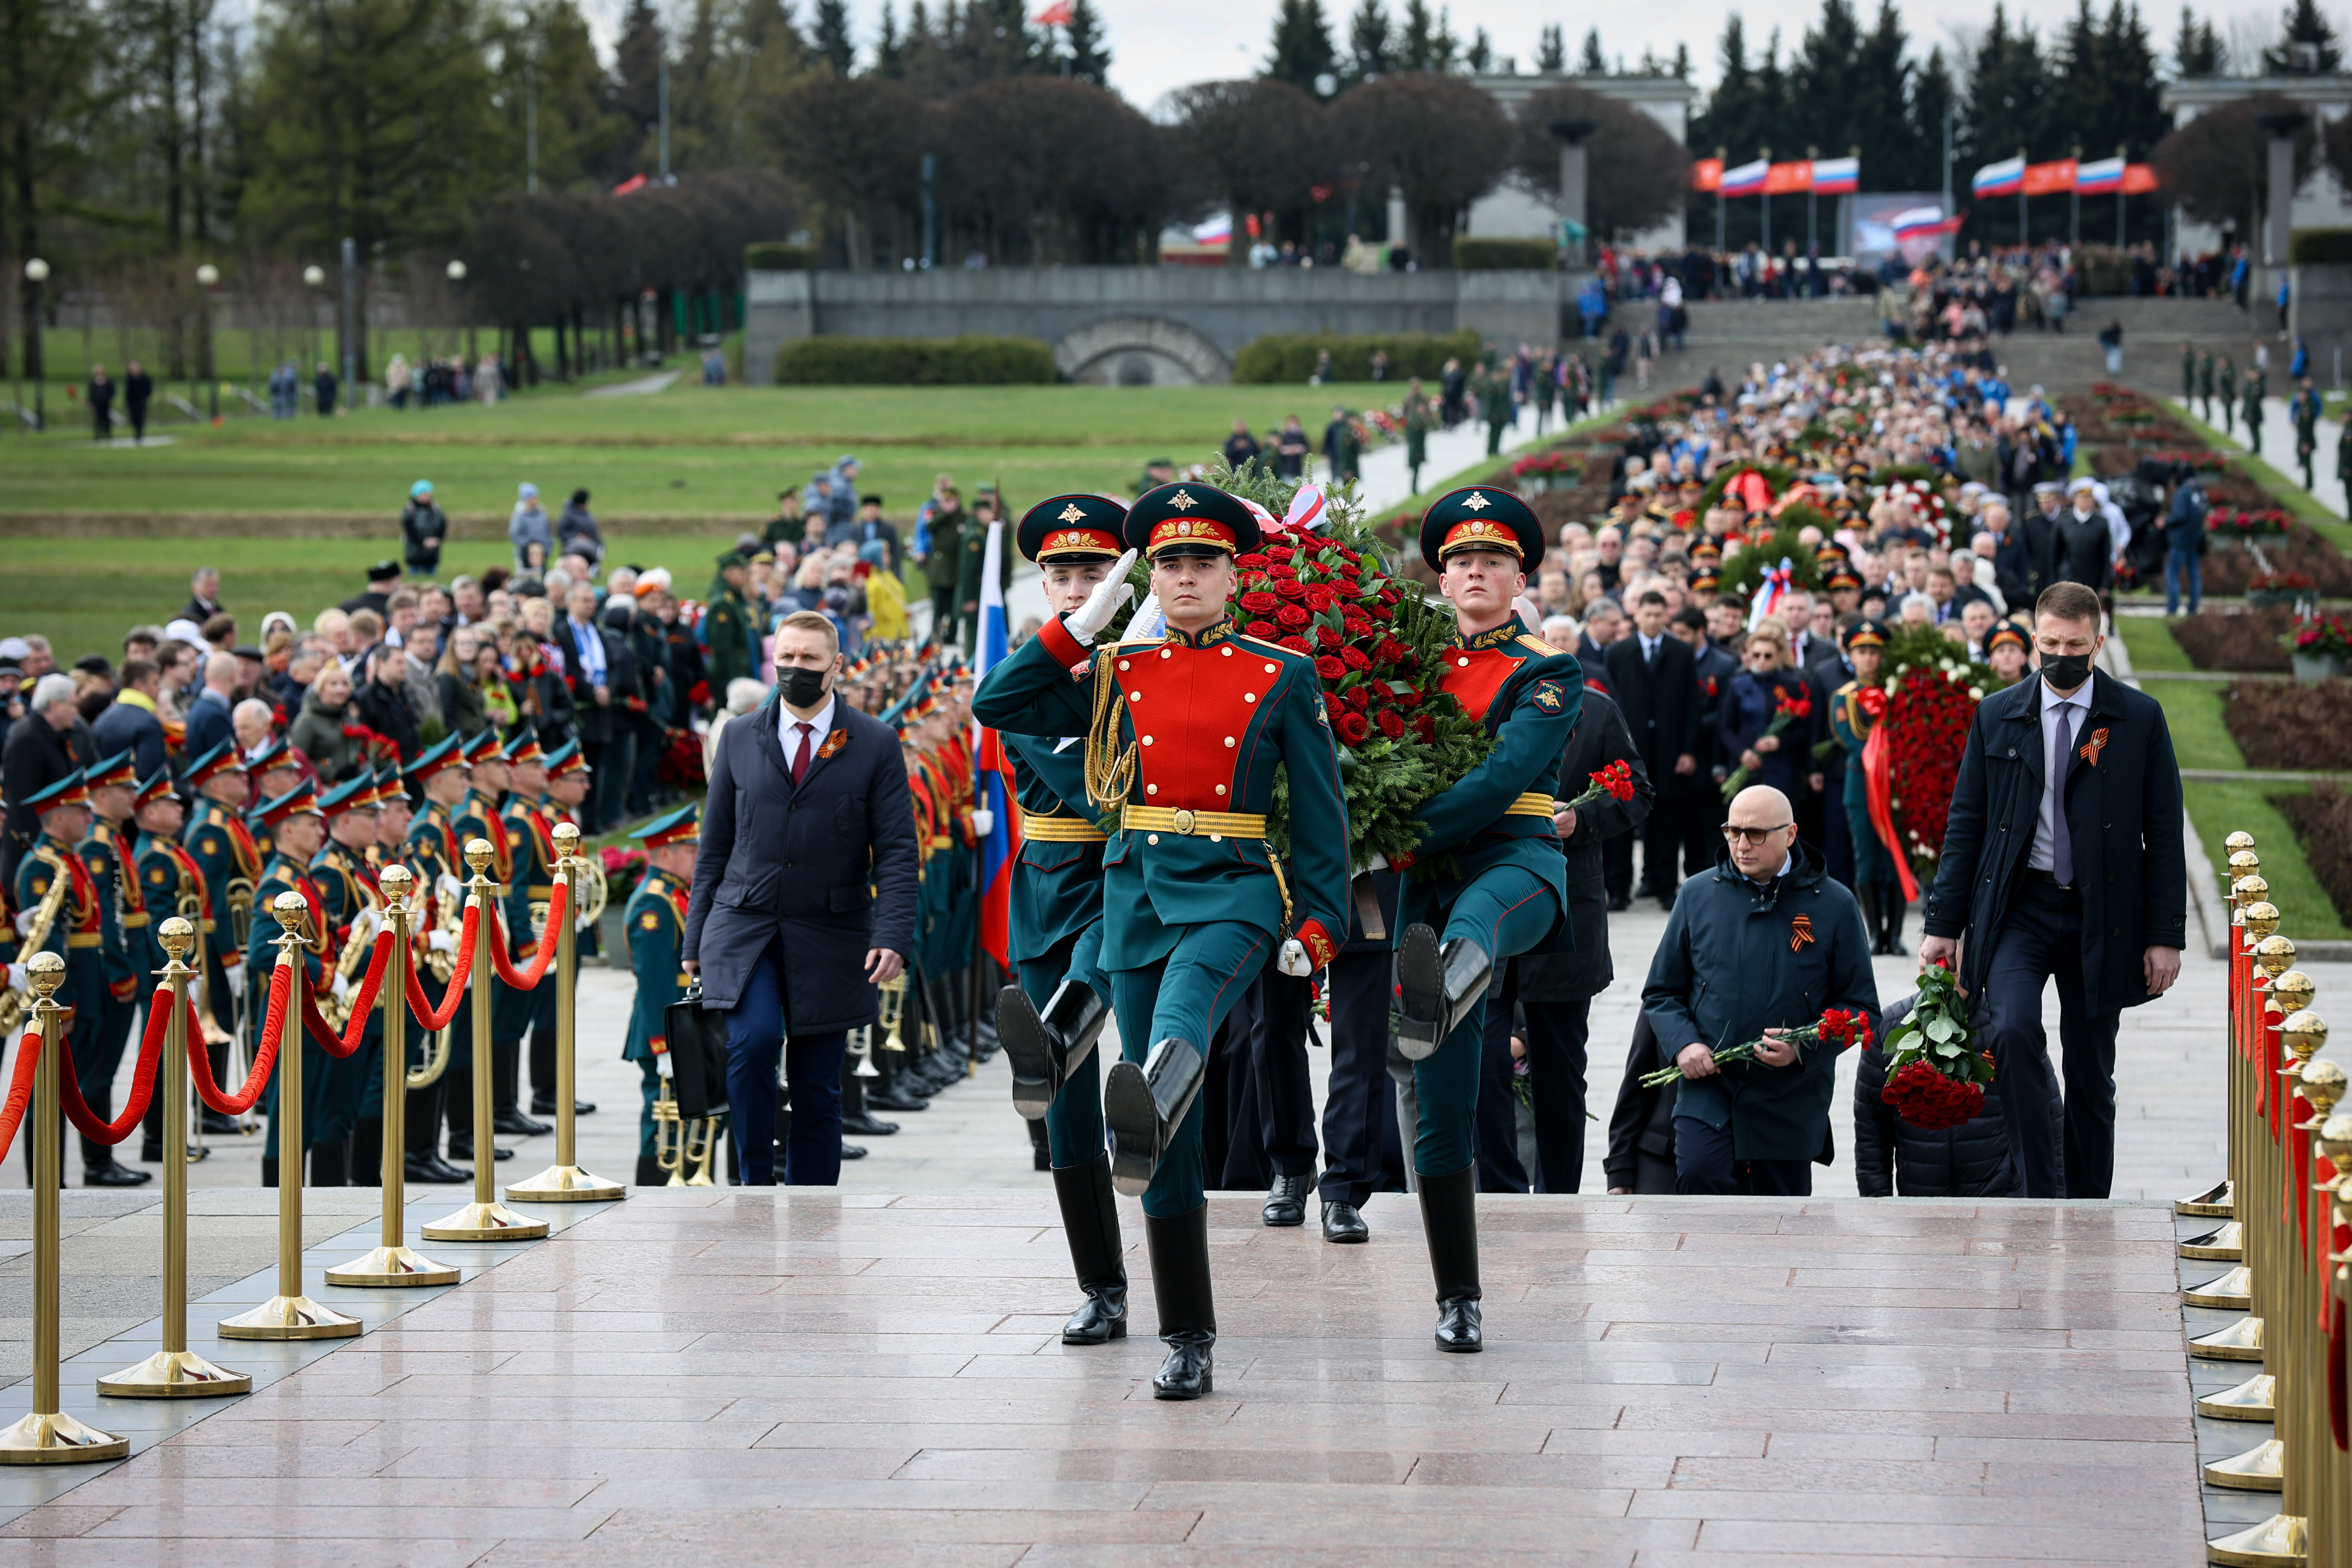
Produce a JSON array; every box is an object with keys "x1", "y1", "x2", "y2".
[{"x1": 780, "y1": 693, "x2": 837, "y2": 751}]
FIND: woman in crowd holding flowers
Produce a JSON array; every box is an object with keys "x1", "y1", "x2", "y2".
[
  {"x1": 1719, "y1": 629, "x2": 1820, "y2": 801},
  {"x1": 1640, "y1": 784, "x2": 1880, "y2": 1195}
]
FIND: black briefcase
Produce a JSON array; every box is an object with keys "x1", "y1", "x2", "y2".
[{"x1": 662, "y1": 979, "x2": 733, "y2": 1121}]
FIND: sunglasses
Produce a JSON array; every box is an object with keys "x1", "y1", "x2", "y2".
[{"x1": 1722, "y1": 823, "x2": 1792, "y2": 845}]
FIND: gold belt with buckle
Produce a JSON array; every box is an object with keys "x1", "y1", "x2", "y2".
[
  {"x1": 1118, "y1": 806, "x2": 1270, "y2": 840},
  {"x1": 1506, "y1": 792, "x2": 1556, "y2": 819},
  {"x1": 1022, "y1": 812, "x2": 1108, "y2": 843}
]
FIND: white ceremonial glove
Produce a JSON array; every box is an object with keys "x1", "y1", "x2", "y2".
[
  {"x1": 350, "y1": 906, "x2": 383, "y2": 946},
  {"x1": 1277, "y1": 938, "x2": 1315, "y2": 977},
  {"x1": 330, "y1": 971, "x2": 352, "y2": 1002},
  {"x1": 5, "y1": 963, "x2": 24, "y2": 992},
  {"x1": 426, "y1": 930, "x2": 457, "y2": 955},
  {"x1": 1127, "y1": 592, "x2": 1166, "y2": 642},
  {"x1": 1357, "y1": 852, "x2": 1388, "y2": 876},
  {"x1": 655, "y1": 1050, "x2": 674, "y2": 1079},
  {"x1": 1063, "y1": 548, "x2": 1139, "y2": 644},
  {"x1": 436, "y1": 872, "x2": 465, "y2": 904},
  {"x1": 12, "y1": 910, "x2": 33, "y2": 938},
  {"x1": 970, "y1": 808, "x2": 994, "y2": 836},
  {"x1": 224, "y1": 963, "x2": 245, "y2": 1000}
]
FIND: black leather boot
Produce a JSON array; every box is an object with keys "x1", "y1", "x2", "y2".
[
  {"x1": 1855, "y1": 883, "x2": 1883, "y2": 955},
  {"x1": 1882, "y1": 882, "x2": 1907, "y2": 956},
  {"x1": 492, "y1": 1040, "x2": 549, "y2": 1135},
  {"x1": 998, "y1": 980, "x2": 1110, "y2": 1121},
  {"x1": 309, "y1": 1139, "x2": 348, "y2": 1188},
  {"x1": 1103, "y1": 1038, "x2": 1204, "y2": 1197},
  {"x1": 1418, "y1": 1164, "x2": 1483, "y2": 1353},
  {"x1": 1393, "y1": 925, "x2": 1492, "y2": 1062},
  {"x1": 350, "y1": 1118, "x2": 383, "y2": 1187},
  {"x1": 1145, "y1": 1202, "x2": 1215, "y2": 1399},
  {"x1": 260, "y1": 1156, "x2": 279, "y2": 1188},
  {"x1": 1052, "y1": 1153, "x2": 1129, "y2": 1345},
  {"x1": 634, "y1": 1153, "x2": 665, "y2": 1187},
  {"x1": 839, "y1": 1069, "x2": 898, "y2": 1137}
]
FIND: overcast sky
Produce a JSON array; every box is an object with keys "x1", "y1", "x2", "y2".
[{"x1": 801, "y1": 0, "x2": 2343, "y2": 112}]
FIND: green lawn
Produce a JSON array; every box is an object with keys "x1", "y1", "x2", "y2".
[
  {"x1": 2140, "y1": 676, "x2": 2245, "y2": 771},
  {"x1": 2186, "y1": 780, "x2": 2352, "y2": 940},
  {"x1": 2113, "y1": 615, "x2": 2195, "y2": 672},
  {"x1": 2161, "y1": 398, "x2": 2352, "y2": 543}
]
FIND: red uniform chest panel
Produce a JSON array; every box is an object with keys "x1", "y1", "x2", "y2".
[
  {"x1": 1115, "y1": 640, "x2": 1280, "y2": 809},
  {"x1": 1440, "y1": 646, "x2": 1523, "y2": 723}
]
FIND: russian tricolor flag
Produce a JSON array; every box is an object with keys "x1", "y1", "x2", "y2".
[
  {"x1": 1720, "y1": 159, "x2": 1769, "y2": 197},
  {"x1": 1811, "y1": 156, "x2": 1859, "y2": 194},
  {"x1": 1972, "y1": 155, "x2": 2025, "y2": 196},
  {"x1": 972, "y1": 519, "x2": 1019, "y2": 974},
  {"x1": 2076, "y1": 156, "x2": 2126, "y2": 194}
]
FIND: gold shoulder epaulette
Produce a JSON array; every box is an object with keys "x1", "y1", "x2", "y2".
[{"x1": 1516, "y1": 634, "x2": 1563, "y2": 657}]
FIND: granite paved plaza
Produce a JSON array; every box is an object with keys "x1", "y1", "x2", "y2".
[{"x1": 1, "y1": 1190, "x2": 2206, "y2": 1566}]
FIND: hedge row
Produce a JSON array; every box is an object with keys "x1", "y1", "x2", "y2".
[
  {"x1": 745, "y1": 242, "x2": 821, "y2": 271},
  {"x1": 774, "y1": 334, "x2": 1057, "y2": 385},
  {"x1": 1452, "y1": 236, "x2": 1560, "y2": 270},
  {"x1": 1232, "y1": 329, "x2": 1484, "y2": 385},
  {"x1": 2291, "y1": 228, "x2": 2352, "y2": 265}
]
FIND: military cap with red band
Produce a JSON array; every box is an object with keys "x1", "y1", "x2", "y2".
[
  {"x1": 184, "y1": 740, "x2": 245, "y2": 791},
  {"x1": 1418, "y1": 484, "x2": 1545, "y2": 572},
  {"x1": 1020, "y1": 494, "x2": 1130, "y2": 564},
  {"x1": 1124, "y1": 481, "x2": 1261, "y2": 561}
]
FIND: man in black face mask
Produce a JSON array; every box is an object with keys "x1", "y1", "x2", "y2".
[
  {"x1": 682, "y1": 609, "x2": 922, "y2": 1185},
  {"x1": 1919, "y1": 581, "x2": 2186, "y2": 1200}
]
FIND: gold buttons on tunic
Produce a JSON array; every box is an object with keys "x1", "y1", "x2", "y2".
[
  {"x1": 1244, "y1": 693, "x2": 1257, "y2": 704},
  {"x1": 1223, "y1": 647, "x2": 1235, "y2": 657},
  {"x1": 1147, "y1": 784, "x2": 1158, "y2": 794},
  {"x1": 1118, "y1": 660, "x2": 1130, "y2": 671},
  {"x1": 1264, "y1": 662, "x2": 1277, "y2": 673},
  {"x1": 1224, "y1": 737, "x2": 1235, "y2": 747},
  {"x1": 1142, "y1": 735, "x2": 1154, "y2": 745},
  {"x1": 1147, "y1": 833, "x2": 1159, "y2": 844},
  {"x1": 1457, "y1": 656, "x2": 1470, "y2": 668},
  {"x1": 1216, "y1": 785, "x2": 1227, "y2": 795},
  {"x1": 1161, "y1": 649, "x2": 1172, "y2": 659}
]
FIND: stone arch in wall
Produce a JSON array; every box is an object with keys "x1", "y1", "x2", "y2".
[{"x1": 1053, "y1": 315, "x2": 1233, "y2": 386}]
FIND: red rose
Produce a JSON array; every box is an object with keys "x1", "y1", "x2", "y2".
[
  {"x1": 1314, "y1": 655, "x2": 1345, "y2": 681},
  {"x1": 1345, "y1": 686, "x2": 1371, "y2": 711},
  {"x1": 1277, "y1": 603, "x2": 1311, "y2": 629},
  {"x1": 1315, "y1": 624, "x2": 1342, "y2": 648},
  {"x1": 1325, "y1": 695, "x2": 1348, "y2": 726},
  {"x1": 1410, "y1": 713, "x2": 1436, "y2": 741},
  {"x1": 1378, "y1": 588, "x2": 1401, "y2": 606},
  {"x1": 1391, "y1": 686, "x2": 1422, "y2": 710},
  {"x1": 1235, "y1": 553, "x2": 1270, "y2": 568},
  {"x1": 1265, "y1": 545, "x2": 1295, "y2": 560},
  {"x1": 1376, "y1": 637, "x2": 1412, "y2": 666},
  {"x1": 1336, "y1": 712, "x2": 1370, "y2": 744},
  {"x1": 1281, "y1": 636, "x2": 1314, "y2": 655},
  {"x1": 1302, "y1": 585, "x2": 1338, "y2": 612},
  {"x1": 1376, "y1": 709, "x2": 1406, "y2": 738},
  {"x1": 1246, "y1": 620, "x2": 1280, "y2": 639},
  {"x1": 1240, "y1": 591, "x2": 1280, "y2": 614},
  {"x1": 1340, "y1": 645, "x2": 1371, "y2": 672},
  {"x1": 1274, "y1": 579, "x2": 1308, "y2": 600}
]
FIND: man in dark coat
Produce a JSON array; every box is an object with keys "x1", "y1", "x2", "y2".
[
  {"x1": 1642, "y1": 784, "x2": 1879, "y2": 1195},
  {"x1": 554, "y1": 582, "x2": 643, "y2": 830},
  {"x1": 1853, "y1": 993, "x2": 2018, "y2": 1197},
  {"x1": 1315, "y1": 873, "x2": 1406, "y2": 1241},
  {"x1": 1478, "y1": 687, "x2": 1651, "y2": 1193},
  {"x1": 1602, "y1": 591, "x2": 1700, "y2": 909},
  {"x1": 2051, "y1": 484, "x2": 2116, "y2": 594},
  {"x1": 683, "y1": 609, "x2": 920, "y2": 1187},
  {"x1": 1920, "y1": 581, "x2": 2185, "y2": 1200},
  {"x1": 89, "y1": 658, "x2": 168, "y2": 783},
  {"x1": 0, "y1": 675, "x2": 82, "y2": 888},
  {"x1": 1672, "y1": 607, "x2": 1740, "y2": 883}
]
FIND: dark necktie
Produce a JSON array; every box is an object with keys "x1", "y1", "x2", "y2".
[
  {"x1": 791, "y1": 721, "x2": 815, "y2": 786},
  {"x1": 2050, "y1": 703, "x2": 2074, "y2": 887}
]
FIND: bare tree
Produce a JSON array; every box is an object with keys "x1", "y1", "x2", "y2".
[
  {"x1": 1331, "y1": 71, "x2": 1511, "y2": 266},
  {"x1": 1170, "y1": 78, "x2": 1332, "y2": 265},
  {"x1": 1504, "y1": 83, "x2": 1690, "y2": 242}
]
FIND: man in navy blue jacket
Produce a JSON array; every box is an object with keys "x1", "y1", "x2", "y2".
[
  {"x1": 1921, "y1": 581, "x2": 2186, "y2": 1199},
  {"x1": 683, "y1": 610, "x2": 921, "y2": 1186}
]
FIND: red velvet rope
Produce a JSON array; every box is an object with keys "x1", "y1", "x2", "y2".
[
  {"x1": 2334, "y1": 1300, "x2": 2349, "y2": 1452},
  {"x1": 56, "y1": 984, "x2": 168, "y2": 1144},
  {"x1": 0, "y1": 1029, "x2": 42, "y2": 1164},
  {"x1": 490, "y1": 881, "x2": 568, "y2": 990},
  {"x1": 193, "y1": 964, "x2": 289, "y2": 1115},
  {"x1": 300, "y1": 931, "x2": 396, "y2": 1058},
  {"x1": 404, "y1": 904, "x2": 480, "y2": 1031}
]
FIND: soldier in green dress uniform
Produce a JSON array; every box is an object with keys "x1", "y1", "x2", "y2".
[
  {"x1": 14, "y1": 772, "x2": 148, "y2": 1186},
  {"x1": 703, "y1": 550, "x2": 761, "y2": 700},
  {"x1": 972, "y1": 482, "x2": 1351, "y2": 1400},
  {"x1": 2198, "y1": 349, "x2": 2216, "y2": 423},
  {"x1": 308, "y1": 771, "x2": 384, "y2": 1186},
  {"x1": 2244, "y1": 369, "x2": 2266, "y2": 457},
  {"x1": 536, "y1": 739, "x2": 595, "y2": 1120},
  {"x1": 132, "y1": 767, "x2": 204, "y2": 1163},
  {"x1": 623, "y1": 805, "x2": 699, "y2": 1186},
  {"x1": 494, "y1": 733, "x2": 554, "y2": 1141},
  {"x1": 245, "y1": 776, "x2": 329, "y2": 1188},
  {"x1": 2339, "y1": 407, "x2": 2352, "y2": 518},
  {"x1": 398, "y1": 733, "x2": 475, "y2": 1183},
  {"x1": 2219, "y1": 355, "x2": 2238, "y2": 434},
  {"x1": 78, "y1": 753, "x2": 150, "y2": 1183},
  {"x1": 956, "y1": 493, "x2": 1014, "y2": 656},
  {"x1": 444, "y1": 727, "x2": 516, "y2": 1164},
  {"x1": 1379, "y1": 487, "x2": 1583, "y2": 1354},
  {"x1": 2291, "y1": 378, "x2": 2323, "y2": 490},
  {"x1": 993, "y1": 493, "x2": 1127, "y2": 1347},
  {"x1": 1403, "y1": 380, "x2": 1433, "y2": 493},
  {"x1": 1828, "y1": 621, "x2": 1903, "y2": 955},
  {"x1": 2181, "y1": 342, "x2": 2196, "y2": 404},
  {"x1": 181, "y1": 741, "x2": 258, "y2": 1130}
]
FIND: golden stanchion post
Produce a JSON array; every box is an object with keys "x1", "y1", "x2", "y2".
[
  {"x1": 2189, "y1": 866, "x2": 2268, "y2": 1263},
  {"x1": 326, "y1": 867, "x2": 457, "y2": 1286},
  {"x1": 2317, "y1": 1112, "x2": 2352, "y2": 1568},
  {"x1": 2289, "y1": 1060, "x2": 2344, "y2": 1567},
  {"x1": 423, "y1": 841, "x2": 548, "y2": 1242},
  {"x1": 220, "y1": 893, "x2": 361, "y2": 1341},
  {"x1": 96, "y1": 919, "x2": 250, "y2": 1396},
  {"x1": 2196, "y1": 886, "x2": 2276, "y2": 1362},
  {"x1": 2190, "y1": 919, "x2": 2286, "y2": 1318},
  {"x1": 0, "y1": 955, "x2": 129, "y2": 1461},
  {"x1": 2204, "y1": 956, "x2": 2305, "y2": 1425},
  {"x1": 505, "y1": 823, "x2": 621, "y2": 1204},
  {"x1": 2183, "y1": 835, "x2": 2261, "y2": 1219}
]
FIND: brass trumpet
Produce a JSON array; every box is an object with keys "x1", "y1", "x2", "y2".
[
  {"x1": 223, "y1": 876, "x2": 254, "y2": 951},
  {"x1": 0, "y1": 868, "x2": 71, "y2": 1037},
  {"x1": 876, "y1": 971, "x2": 908, "y2": 1054},
  {"x1": 848, "y1": 1023, "x2": 882, "y2": 1079},
  {"x1": 651, "y1": 1079, "x2": 723, "y2": 1187},
  {"x1": 318, "y1": 907, "x2": 378, "y2": 1032}
]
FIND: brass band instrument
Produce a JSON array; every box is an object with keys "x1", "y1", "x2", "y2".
[
  {"x1": 875, "y1": 971, "x2": 909, "y2": 1054},
  {"x1": 848, "y1": 1023, "x2": 882, "y2": 1078},
  {"x1": 0, "y1": 861, "x2": 74, "y2": 1036},
  {"x1": 426, "y1": 880, "x2": 463, "y2": 982},
  {"x1": 318, "y1": 903, "x2": 379, "y2": 1032},
  {"x1": 405, "y1": 1026, "x2": 453, "y2": 1088},
  {"x1": 574, "y1": 855, "x2": 609, "y2": 928},
  {"x1": 651, "y1": 1080, "x2": 723, "y2": 1186},
  {"x1": 223, "y1": 876, "x2": 255, "y2": 951}
]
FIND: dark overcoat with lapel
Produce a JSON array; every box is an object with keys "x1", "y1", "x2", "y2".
[
  {"x1": 1601, "y1": 634, "x2": 1703, "y2": 798},
  {"x1": 1922, "y1": 668, "x2": 2186, "y2": 1017},
  {"x1": 1517, "y1": 688, "x2": 1652, "y2": 1003},
  {"x1": 682, "y1": 696, "x2": 921, "y2": 1032}
]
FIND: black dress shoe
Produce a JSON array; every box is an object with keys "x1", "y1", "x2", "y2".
[
  {"x1": 446, "y1": 1136, "x2": 514, "y2": 1163},
  {"x1": 1262, "y1": 1173, "x2": 1311, "y2": 1227},
  {"x1": 841, "y1": 1143, "x2": 868, "y2": 1160},
  {"x1": 1393, "y1": 925, "x2": 1494, "y2": 1062},
  {"x1": 867, "y1": 1087, "x2": 930, "y2": 1112},
  {"x1": 531, "y1": 1096, "x2": 597, "y2": 1116},
  {"x1": 140, "y1": 1143, "x2": 163, "y2": 1164},
  {"x1": 404, "y1": 1151, "x2": 473, "y2": 1184},
  {"x1": 200, "y1": 1111, "x2": 242, "y2": 1136},
  {"x1": 83, "y1": 1159, "x2": 153, "y2": 1188},
  {"x1": 1321, "y1": 1200, "x2": 1369, "y2": 1243},
  {"x1": 493, "y1": 1108, "x2": 551, "y2": 1137},
  {"x1": 1606, "y1": 894, "x2": 1631, "y2": 912},
  {"x1": 842, "y1": 1111, "x2": 899, "y2": 1137}
]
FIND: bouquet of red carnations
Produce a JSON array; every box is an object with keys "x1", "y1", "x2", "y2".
[
  {"x1": 1557, "y1": 759, "x2": 1637, "y2": 814},
  {"x1": 1639, "y1": 1008, "x2": 1873, "y2": 1088},
  {"x1": 1718, "y1": 685, "x2": 1812, "y2": 800},
  {"x1": 1880, "y1": 961, "x2": 1993, "y2": 1129}
]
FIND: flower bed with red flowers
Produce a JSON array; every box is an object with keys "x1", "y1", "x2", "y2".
[
  {"x1": 2208, "y1": 507, "x2": 2294, "y2": 539},
  {"x1": 1878, "y1": 625, "x2": 1993, "y2": 876},
  {"x1": 1210, "y1": 463, "x2": 1494, "y2": 869}
]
